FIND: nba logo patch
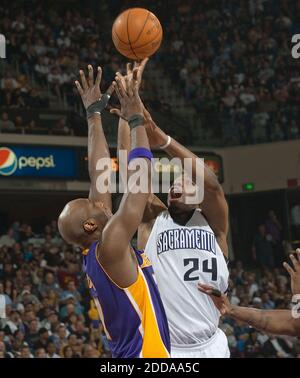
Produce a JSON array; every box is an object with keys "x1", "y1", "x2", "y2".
[
  {"x1": 140, "y1": 253, "x2": 152, "y2": 268},
  {"x1": 0, "y1": 147, "x2": 18, "y2": 176}
]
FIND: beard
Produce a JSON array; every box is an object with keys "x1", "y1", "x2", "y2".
[{"x1": 168, "y1": 203, "x2": 195, "y2": 225}]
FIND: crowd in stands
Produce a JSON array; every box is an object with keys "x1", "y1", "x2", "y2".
[
  {"x1": 1, "y1": 1, "x2": 300, "y2": 144},
  {"x1": 1, "y1": 1, "x2": 121, "y2": 107},
  {"x1": 0, "y1": 218, "x2": 298, "y2": 358},
  {"x1": 0, "y1": 221, "x2": 111, "y2": 358},
  {"x1": 149, "y1": 0, "x2": 300, "y2": 144},
  {"x1": 0, "y1": 111, "x2": 72, "y2": 135},
  {"x1": 0, "y1": 72, "x2": 49, "y2": 109},
  {"x1": 221, "y1": 262, "x2": 300, "y2": 358}
]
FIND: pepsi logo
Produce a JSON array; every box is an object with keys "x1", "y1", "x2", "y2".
[{"x1": 0, "y1": 147, "x2": 18, "y2": 176}]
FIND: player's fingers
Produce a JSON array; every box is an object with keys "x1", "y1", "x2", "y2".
[
  {"x1": 290, "y1": 253, "x2": 300, "y2": 272},
  {"x1": 114, "y1": 81, "x2": 122, "y2": 99},
  {"x1": 105, "y1": 83, "x2": 115, "y2": 97},
  {"x1": 132, "y1": 80, "x2": 139, "y2": 98},
  {"x1": 197, "y1": 283, "x2": 213, "y2": 294},
  {"x1": 125, "y1": 75, "x2": 133, "y2": 97},
  {"x1": 95, "y1": 66, "x2": 102, "y2": 88},
  {"x1": 220, "y1": 306, "x2": 227, "y2": 316},
  {"x1": 211, "y1": 289, "x2": 222, "y2": 298},
  {"x1": 199, "y1": 283, "x2": 221, "y2": 297},
  {"x1": 74, "y1": 80, "x2": 84, "y2": 96},
  {"x1": 139, "y1": 57, "x2": 149, "y2": 76},
  {"x1": 198, "y1": 284, "x2": 221, "y2": 299},
  {"x1": 198, "y1": 283, "x2": 213, "y2": 290},
  {"x1": 116, "y1": 71, "x2": 124, "y2": 79},
  {"x1": 283, "y1": 261, "x2": 295, "y2": 277},
  {"x1": 132, "y1": 68, "x2": 139, "y2": 96},
  {"x1": 126, "y1": 62, "x2": 132, "y2": 75},
  {"x1": 79, "y1": 69, "x2": 88, "y2": 90},
  {"x1": 115, "y1": 76, "x2": 127, "y2": 98},
  {"x1": 112, "y1": 81, "x2": 122, "y2": 101},
  {"x1": 296, "y1": 249, "x2": 300, "y2": 262},
  {"x1": 87, "y1": 65, "x2": 94, "y2": 87},
  {"x1": 132, "y1": 67, "x2": 138, "y2": 81}
]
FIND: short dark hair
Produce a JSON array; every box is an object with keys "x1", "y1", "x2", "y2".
[{"x1": 38, "y1": 327, "x2": 48, "y2": 336}]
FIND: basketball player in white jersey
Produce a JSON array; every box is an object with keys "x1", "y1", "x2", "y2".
[
  {"x1": 140, "y1": 145, "x2": 230, "y2": 358},
  {"x1": 111, "y1": 64, "x2": 230, "y2": 358}
]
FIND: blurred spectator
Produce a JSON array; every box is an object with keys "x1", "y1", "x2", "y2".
[
  {"x1": 252, "y1": 224, "x2": 275, "y2": 268},
  {"x1": 26, "y1": 88, "x2": 49, "y2": 108},
  {"x1": 14, "y1": 115, "x2": 25, "y2": 131},
  {"x1": 0, "y1": 71, "x2": 19, "y2": 91},
  {"x1": 265, "y1": 210, "x2": 284, "y2": 266},
  {"x1": 290, "y1": 202, "x2": 300, "y2": 240},
  {"x1": 52, "y1": 117, "x2": 71, "y2": 135},
  {"x1": 244, "y1": 330, "x2": 263, "y2": 358},
  {"x1": 61, "y1": 345, "x2": 74, "y2": 358},
  {"x1": 262, "y1": 335, "x2": 294, "y2": 358},
  {"x1": 35, "y1": 347, "x2": 47, "y2": 358},
  {"x1": 46, "y1": 341, "x2": 60, "y2": 358},
  {"x1": 0, "y1": 340, "x2": 13, "y2": 358},
  {"x1": 20, "y1": 344, "x2": 33, "y2": 358},
  {"x1": 0, "y1": 228, "x2": 16, "y2": 248},
  {"x1": 0, "y1": 112, "x2": 16, "y2": 132},
  {"x1": 47, "y1": 67, "x2": 64, "y2": 98}
]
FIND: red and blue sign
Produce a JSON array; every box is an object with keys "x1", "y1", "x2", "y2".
[
  {"x1": 0, "y1": 147, "x2": 18, "y2": 176},
  {"x1": 0, "y1": 146, "x2": 77, "y2": 179}
]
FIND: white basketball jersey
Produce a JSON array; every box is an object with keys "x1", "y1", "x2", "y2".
[{"x1": 144, "y1": 209, "x2": 229, "y2": 346}]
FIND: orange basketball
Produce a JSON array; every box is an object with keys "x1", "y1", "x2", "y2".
[{"x1": 112, "y1": 8, "x2": 163, "y2": 60}]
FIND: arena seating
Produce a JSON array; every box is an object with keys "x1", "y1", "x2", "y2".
[
  {"x1": 0, "y1": 220, "x2": 299, "y2": 358},
  {"x1": 1, "y1": 0, "x2": 300, "y2": 145}
]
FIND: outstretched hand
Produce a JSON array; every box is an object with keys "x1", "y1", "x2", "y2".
[
  {"x1": 122, "y1": 58, "x2": 149, "y2": 92},
  {"x1": 75, "y1": 65, "x2": 114, "y2": 110},
  {"x1": 110, "y1": 58, "x2": 148, "y2": 119},
  {"x1": 110, "y1": 58, "x2": 170, "y2": 149},
  {"x1": 113, "y1": 68, "x2": 144, "y2": 120},
  {"x1": 283, "y1": 248, "x2": 300, "y2": 295}
]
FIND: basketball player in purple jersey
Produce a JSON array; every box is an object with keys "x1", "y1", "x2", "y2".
[{"x1": 58, "y1": 63, "x2": 170, "y2": 358}]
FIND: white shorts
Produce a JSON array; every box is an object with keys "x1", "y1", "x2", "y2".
[{"x1": 170, "y1": 328, "x2": 230, "y2": 358}]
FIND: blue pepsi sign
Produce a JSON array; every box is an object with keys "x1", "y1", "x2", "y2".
[{"x1": 0, "y1": 145, "x2": 77, "y2": 178}]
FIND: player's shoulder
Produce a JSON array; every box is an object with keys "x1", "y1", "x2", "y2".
[{"x1": 156, "y1": 209, "x2": 170, "y2": 221}]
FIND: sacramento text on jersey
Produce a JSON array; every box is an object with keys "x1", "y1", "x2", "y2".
[{"x1": 157, "y1": 228, "x2": 216, "y2": 255}]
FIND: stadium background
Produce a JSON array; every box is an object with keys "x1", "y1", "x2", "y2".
[{"x1": 0, "y1": 0, "x2": 300, "y2": 358}]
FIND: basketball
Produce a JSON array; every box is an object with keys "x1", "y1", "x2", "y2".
[{"x1": 112, "y1": 8, "x2": 163, "y2": 60}]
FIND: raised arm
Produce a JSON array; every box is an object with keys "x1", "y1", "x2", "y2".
[
  {"x1": 98, "y1": 70, "x2": 152, "y2": 287},
  {"x1": 75, "y1": 65, "x2": 113, "y2": 211},
  {"x1": 116, "y1": 110, "x2": 166, "y2": 250},
  {"x1": 112, "y1": 61, "x2": 167, "y2": 250},
  {"x1": 113, "y1": 61, "x2": 147, "y2": 191},
  {"x1": 143, "y1": 114, "x2": 228, "y2": 256}
]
